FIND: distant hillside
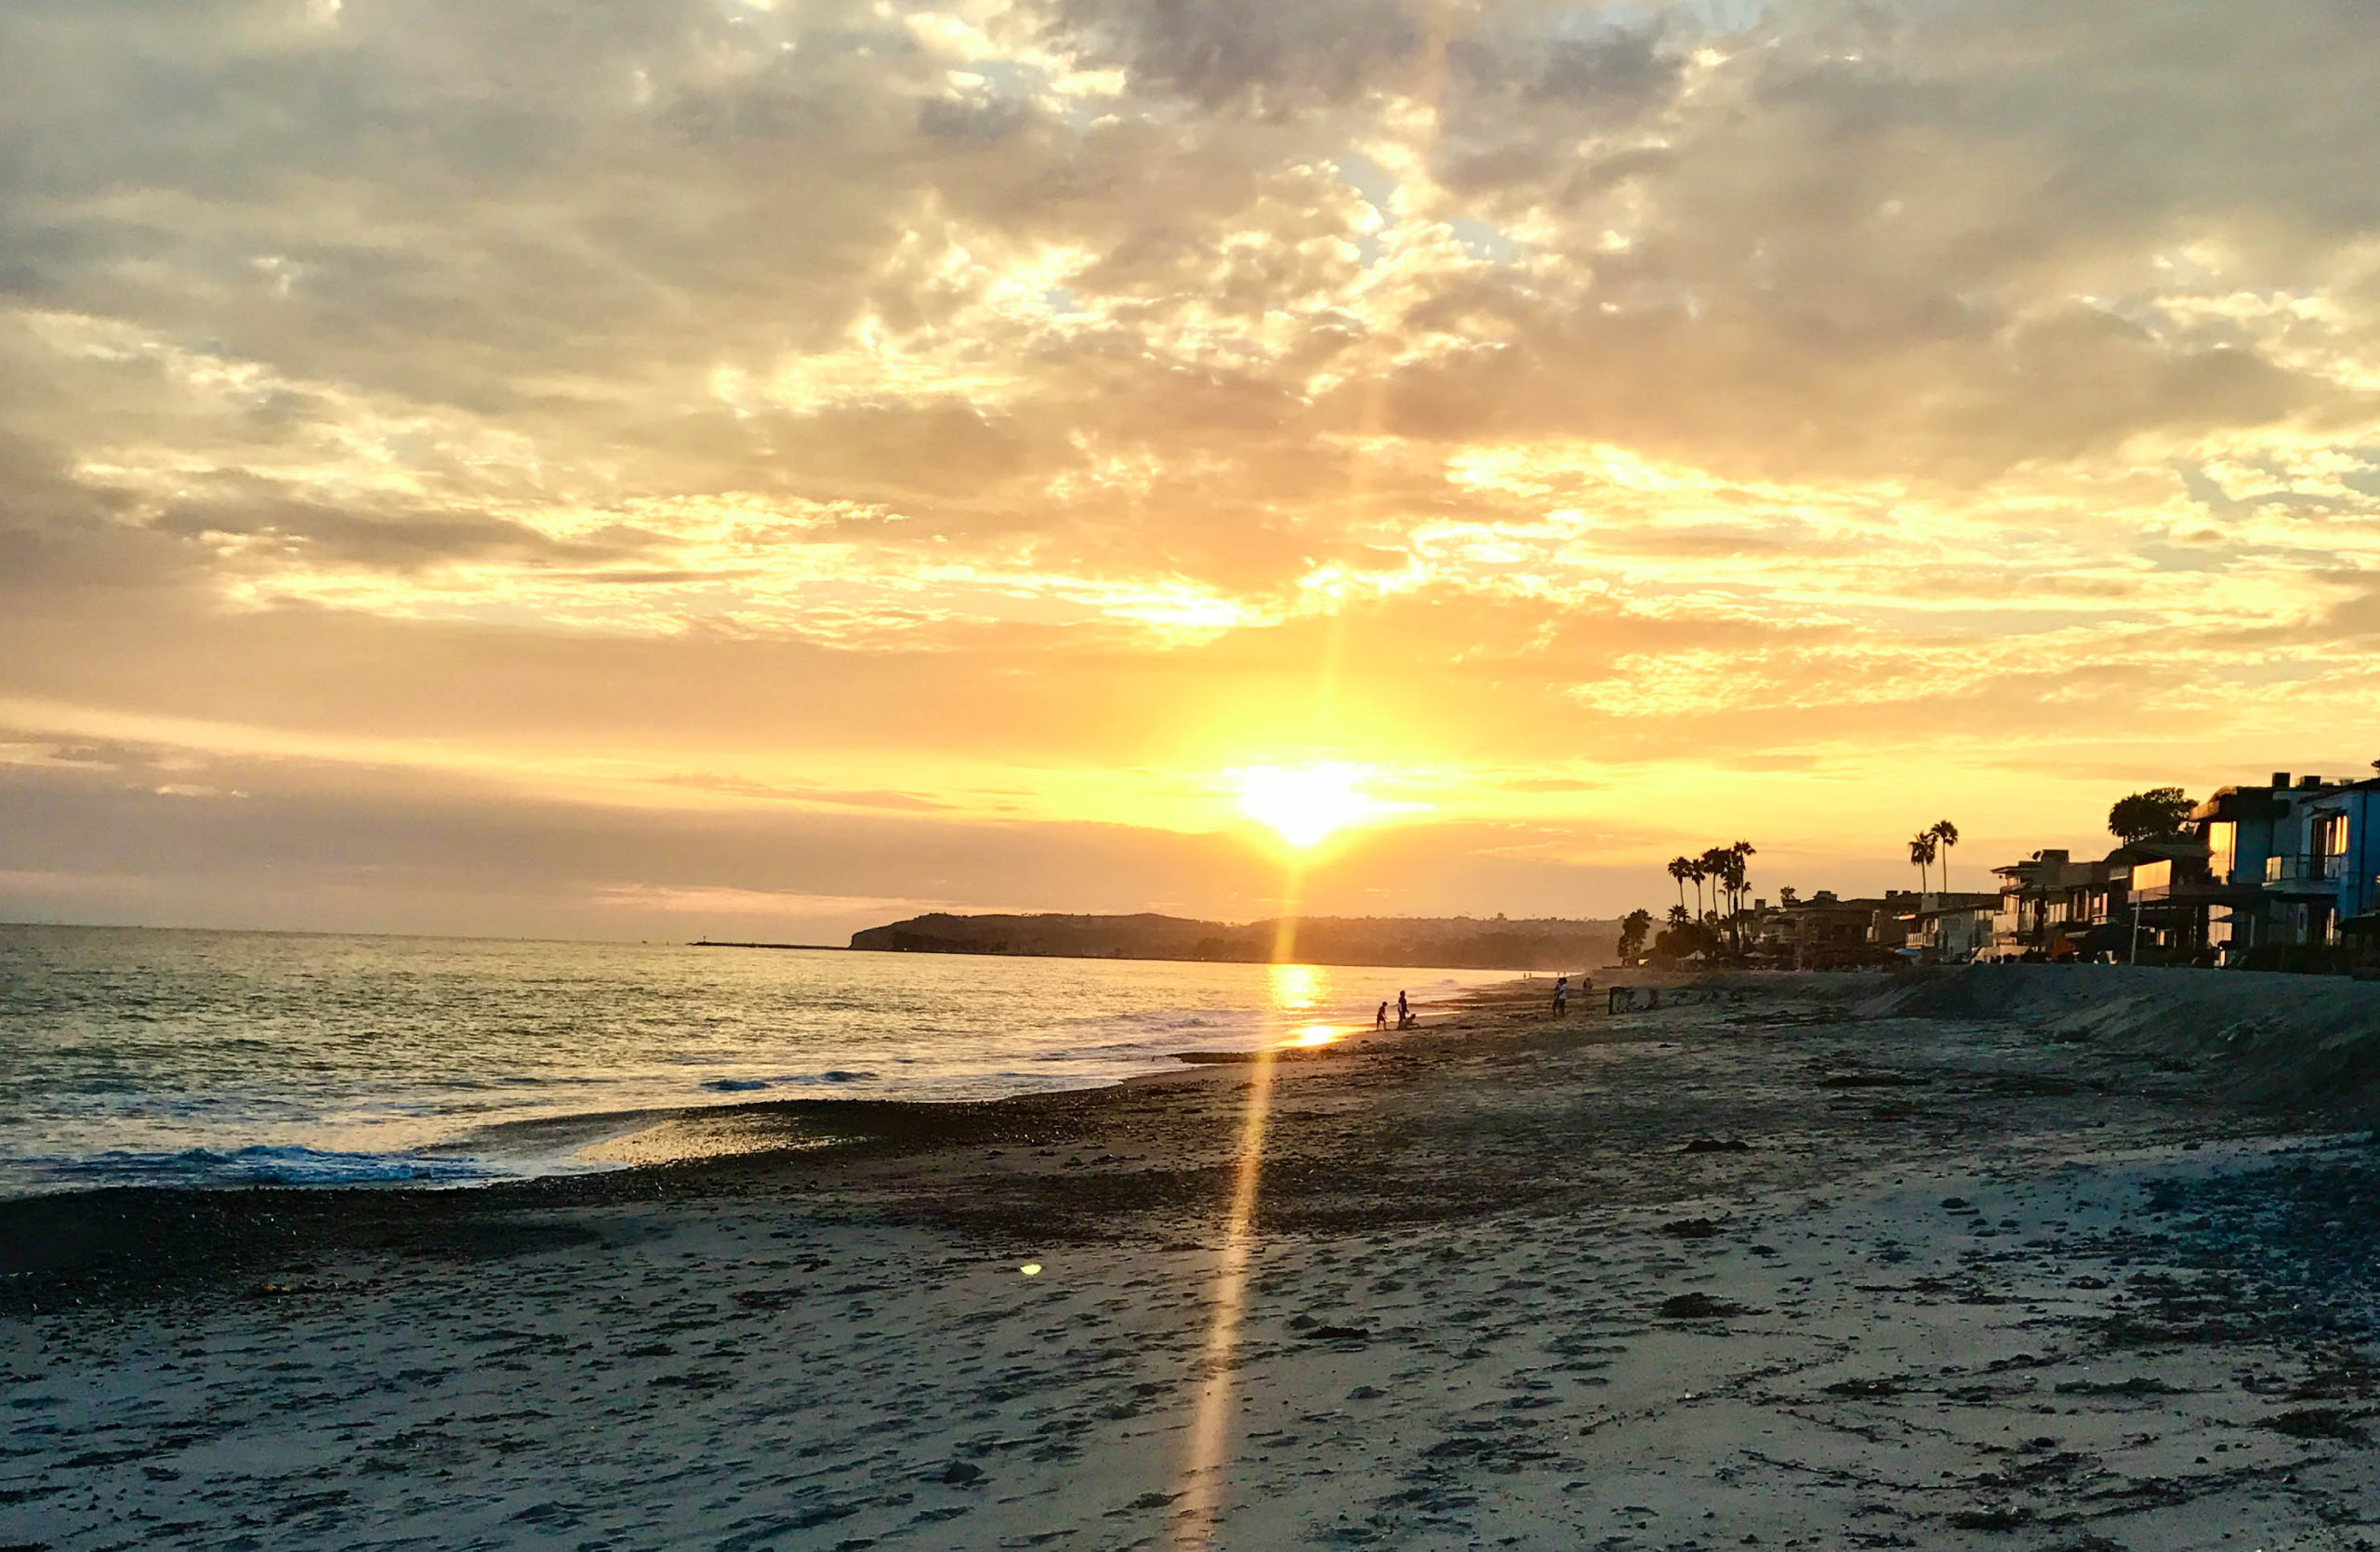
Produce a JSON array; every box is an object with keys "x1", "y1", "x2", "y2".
[{"x1": 847, "y1": 912, "x2": 1620, "y2": 971}]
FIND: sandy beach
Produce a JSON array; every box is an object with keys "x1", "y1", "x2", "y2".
[{"x1": 7, "y1": 966, "x2": 2380, "y2": 1550}]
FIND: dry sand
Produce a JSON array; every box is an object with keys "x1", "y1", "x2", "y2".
[{"x1": 6, "y1": 966, "x2": 2380, "y2": 1551}]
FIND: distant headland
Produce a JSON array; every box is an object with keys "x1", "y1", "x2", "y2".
[{"x1": 840, "y1": 911, "x2": 1620, "y2": 971}]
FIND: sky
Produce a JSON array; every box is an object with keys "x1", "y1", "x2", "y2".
[{"x1": 5, "y1": 0, "x2": 2380, "y2": 943}]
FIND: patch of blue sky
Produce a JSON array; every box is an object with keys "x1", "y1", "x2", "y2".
[
  {"x1": 1334, "y1": 152, "x2": 1399, "y2": 213},
  {"x1": 1682, "y1": 0, "x2": 1771, "y2": 34},
  {"x1": 2175, "y1": 461, "x2": 2358, "y2": 520},
  {"x1": 962, "y1": 58, "x2": 1043, "y2": 98},
  {"x1": 1543, "y1": 0, "x2": 1767, "y2": 42},
  {"x1": 1547, "y1": 2, "x2": 1659, "y2": 38},
  {"x1": 1335, "y1": 152, "x2": 1397, "y2": 269},
  {"x1": 1448, "y1": 218, "x2": 1524, "y2": 265},
  {"x1": 2130, "y1": 542, "x2": 2234, "y2": 575},
  {"x1": 1333, "y1": 153, "x2": 1526, "y2": 272}
]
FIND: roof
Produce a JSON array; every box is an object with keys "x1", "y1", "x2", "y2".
[
  {"x1": 2109, "y1": 836, "x2": 2210, "y2": 865},
  {"x1": 1913, "y1": 893, "x2": 1999, "y2": 918},
  {"x1": 2194, "y1": 773, "x2": 2380, "y2": 823},
  {"x1": 2193, "y1": 785, "x2": 2281, "y2": 823}
]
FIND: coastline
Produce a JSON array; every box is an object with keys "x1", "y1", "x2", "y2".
[
  {"x1": 0, "y1": 935, "x2": 1516, "y2": 1200},
  {"x1": 0, "y1": 976, "x2": 1533, "y2": 1292},
  {"x1": 7, "y1": 967, "x2": 2380, "y2": 1549}
]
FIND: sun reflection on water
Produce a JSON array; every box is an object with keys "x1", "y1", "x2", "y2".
[{"x1": 1267, "y1": 962, "x2": 1329, "y2": 1013}]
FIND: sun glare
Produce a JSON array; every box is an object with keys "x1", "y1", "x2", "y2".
[
  {"x1": 1236, "y1": 764, "x2": 1376, "y2": 848},
  {"x1": 1267, "y1": 962, "x2": 1326, "y2": 1011}
]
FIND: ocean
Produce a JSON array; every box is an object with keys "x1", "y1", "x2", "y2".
[{"x1": 0, "y1": 924, "x2": 1508, "y2": 1197}]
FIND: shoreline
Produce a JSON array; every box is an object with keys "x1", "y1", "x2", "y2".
[
  {"x1": 8, "y1": 966, "x2": 2380, "y2": 1549},
  {"x1": 0, "y1": 964, "x2": 1521, "y2": 1206},
  {"x1": 11, "y1": 965, "x2": 2378, "y2": 1293},
  {"x1": 0, "y1": 978, "x2": 1547, "y2": 1294}
]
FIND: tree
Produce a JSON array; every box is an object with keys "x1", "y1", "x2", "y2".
[
  {"x1": 1778, "y1": 885, "x2": 1800, "y2": 907},
  {"x1": 1726, "y1": 840, "x2": 1757, "y2": 948},
  {"x1": 1908, "y1": 831, "x2": 1937, "y2": 894},
  {"x1": 1668, "y1": 856, "x2": 1693, "y2": 918},
  {"x1": 1650, "y1": 918, "x2": 1720, "y2": 966},
  {"x1": 1699, "y1": 846, "x2": 1732, "y2": 922},
  {"x1": 2108, "y1": 788, "x2": 2193, "y2": 844},
  {"x1": 1617, "y1": 909, "x2": 1653, "y2": 964},
  {"x1": 1928, "y1": 819, "x2": 1959, "y2": 893}
]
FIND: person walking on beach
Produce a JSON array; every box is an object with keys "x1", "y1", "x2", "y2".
[
  {"x1": 1396, "y1": 989, "x2": 1411, "y2": 1028},
  {"x1": 1553, "y1": 975, "x2": 1569, "y2": 1015},
  {"x1": 1375, "y1": 1001, "x2": 1389, "y2": 1032}
]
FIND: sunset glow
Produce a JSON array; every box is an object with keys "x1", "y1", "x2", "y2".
[
  {"x1": 4, "y1": 2, "x2": 2378, "y2": 946},
  {"x1": 1236, "y1": 766, "x2": 1380, "y2": 850},
  {"x1": 13, "y1": 9, "x2": 2376, "y2": 1547}
]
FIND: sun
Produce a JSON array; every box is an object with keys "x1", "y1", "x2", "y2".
[{"x1": 1236, "y1": 764, "x2": 1377, "y2": 848}]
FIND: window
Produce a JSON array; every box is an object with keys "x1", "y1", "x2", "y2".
[{"x1": 2206, "y1": 820, "x2": 2236, "y2": 881}]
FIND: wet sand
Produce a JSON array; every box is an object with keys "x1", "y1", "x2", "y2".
[{"x1": 6, "y1": 968, "x2": 2380, "y2": 1550}]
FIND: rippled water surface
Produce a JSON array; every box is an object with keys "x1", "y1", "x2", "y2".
[{"x1": 0, "y1": 925, "x2": 1505, "y2": 1195}]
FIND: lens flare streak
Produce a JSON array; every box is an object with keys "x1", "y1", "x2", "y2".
[{"x1": 1169, "y1": 1043, "x2": 1279, "y2": 1549}]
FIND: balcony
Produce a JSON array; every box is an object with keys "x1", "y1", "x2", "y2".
[{"x1": 2263, "y1": 852, "x2": 2345, "y2": 893}]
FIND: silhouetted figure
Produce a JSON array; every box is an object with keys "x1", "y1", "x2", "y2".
[
  {"x1": 1396, "y1": 989, "x2": 1413, "y2": 1029},
  {"x1": 1375, "y1": 1001, "x2": 1389, "y2": 1032},
  {"x1": 1552, "y1": 975, "x2": 1569, "y2": 1015}
]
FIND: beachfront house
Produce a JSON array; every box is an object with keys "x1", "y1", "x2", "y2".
[
  {"x1": 1990, "y1": 849, "x2": 2127, "y2": 960},
  {"x1": 1913, "y1": 892, "x2": 2000, "y2": 963},
  {"x1": 1860, "y1": 889, "x2": 1997, "y2": 963},
  {"x1": 2100, "y1": 835, "x2": 2216, "y2": 961},
  {"x1": 1990, "y1": 837, "x2": 2215, "y2": 962},
  {"x1": 1870, "y1": 890, "x2": 1922, "y2": 958},
  {"x1": 1991, "y1": 849, "x2": 2087, "y2": 958},
  {"x1": 2193, "y1": 770, "x2": 2380, "y2": 964},
  {"x1": 1757, "y1": 890, "x2": 1888, "y2": 969}
]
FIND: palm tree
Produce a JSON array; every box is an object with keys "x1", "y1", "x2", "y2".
[
  {"x1": 1699, "y1": 846, "x2": 1732, "y2": 923},
  {"x1": 1617, "y1": 908, "x2": 1654, "y2": 964},
  {"x1": 1668, "y1": 856, "x2": 1692, "y2": 918},
  {"x1": 1908, "y1": 831, "x2": 1937, "y2": 895},
  {"x1": 1726, "y1": 840, "x2": 1757, "y2": 950},
  {"x1": 1928, "y1": 819, "x2": 1960, "y2": 895}
]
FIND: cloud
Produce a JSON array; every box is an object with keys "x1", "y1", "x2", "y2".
[
  {"x1": 7, "y1": 0, "x2": 2380, "y2": 926},
  {"x1": 152, "y1": 480, "x2": 657, "y2": 572},
  {"x1": 1051, "y1": 0, "x2": 1428, "y2": 111}
]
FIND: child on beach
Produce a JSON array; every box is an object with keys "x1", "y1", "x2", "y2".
[{"x1": 1376, "y1": 1001, "x2": 1389, "y2": 1031}]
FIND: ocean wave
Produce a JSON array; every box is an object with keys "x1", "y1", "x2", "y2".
[
  {"x1": 27, "y1": 1145, "x2": 501, "y2": 1189},
  {"x1": 3, "y1": 932, "x2": 1514, "y2": 1195},
  {"x1": 701, "y1": 1069, "x2": 879, "y2": 1093}
]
